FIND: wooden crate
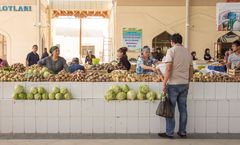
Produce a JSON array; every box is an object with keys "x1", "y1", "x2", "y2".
[{"x1": 228, "y1": 69, "x2": 240, "y2": 76}]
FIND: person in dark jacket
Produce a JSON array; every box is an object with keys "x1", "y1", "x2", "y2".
[
  {"x1": 26, "y1": 45, "x2": 39, "y2": 66},
  {"x1": 117, "y1": 47, "x2": 131, "y2": 70},
  {"x1": 41, "y1": 48, "x2": 49, "y2": 59},
  {"x1": 191, "y1": 51, "x2": 198, "y2": 60},
  {"x1": 204, "y1": 48, "x2": 212, "y2": 61},
  {"x1": 151, "y1": 47, "x2": 161, "y2": 61},
  {"x1": 68, "y1": 57, "x2": 85, "y2": 73}
]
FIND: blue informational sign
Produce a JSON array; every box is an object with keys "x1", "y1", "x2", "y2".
[
  {"x1": 122, "y1": 28, "x2": 142, "y2": 52},
  {"x1": 0, "y1": 5, "x2": 32, "y2": 12}
]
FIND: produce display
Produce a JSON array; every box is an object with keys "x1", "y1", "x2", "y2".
[
  {"x1": 84, "y1": 72, "x2": 112, "y2": 82},
  {"x1": 104, "y1": 84, "x2": 158, "y2": 102},
  {"x1": 0, "y1": 70, "x2": 26, "y2": 81},
  {"x1": 137, "y1": 74, "x2": 163, "y2": 82},
  {"x1": 30, "y1": 87, "x2": 48, "y2": 100},
  {"x1": 111, "y1": 70, "x2": 137, "y2": 82},
  {"x1": 25, "y1": 65, "x2": 52, "y2": 82},
  {"x1": 5, "y1": 62, "x2": 240, "y2": 83},
  {"x1": 49, "y1": 87, "x2": 73, "y2": 100},
  {"x1": 12, "y1": 85, "x2": 27, "y2": 100},
  {"x1": 70, "y1": 70, "x2": 85, "y2": 82},
  {"x1": 89, "y1": 63, "x2": 125, "y2": 73},
  {"x1": 191, "y1": 72, "x2": 240, "y2": 82},
  {"x1": 10, "y1": 63, "x2": 26, "y2": 73},
  {"x1": 12, "y1": 85, "x2": 73, "y2": 100},
  {"x1": 54, "y1": 70, "x2": 72, "y2": 82}
]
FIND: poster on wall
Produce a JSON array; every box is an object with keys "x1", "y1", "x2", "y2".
[
  {"x1": 122, "y1": 28, "x2": 142, "y2": 52},
  {"x1": 217, "y1": 3, "x2": 240, "y2": 31}
]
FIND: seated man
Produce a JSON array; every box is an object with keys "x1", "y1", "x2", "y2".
[
  {"x1": 227, "y1": 40, "x2": 240, "y2": 69},
  {"x1": 68, "y1": 57, "x2": 85, "y2": 73}
]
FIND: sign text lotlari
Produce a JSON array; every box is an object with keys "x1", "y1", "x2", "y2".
[{"x1": 0, "y1": 5, "x2": 32, "y2": 12}]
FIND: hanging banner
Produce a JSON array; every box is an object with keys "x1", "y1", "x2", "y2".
[
  {"x1": 217, "y1": 3, "x2": 240, "y2": 31},
  {"x1": 122, "y1": 28, "x2": 142, "y2": 52}
]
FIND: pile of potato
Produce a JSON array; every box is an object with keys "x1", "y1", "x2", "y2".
[
  {"x1": 0, "y1": 70, "x2": 26, "y2": 82},
  {"x1": 191, "y1": 72, "x2": 240, "y2": 82},
  {"x1": 10, "y1": 63, "x2": 26, "y2": 73},
  {"x1": 89, "y1": 63, "x2": 125, "y2": 73},
  {"x1": 136, "y1": 74, "x2": 162, "y2": 82},
  {"x1": 70, "y1": 70, "x2": 86, "y2": 82},
  {"x1": 111, "y1": 70, "x2": 137, "y2": 82},
  {"x1": 85, "y1": 72, "x2": 112, "y2": 82},
  {"x1": 54, "y1": 70, "x2": 72, "y2": 82}
]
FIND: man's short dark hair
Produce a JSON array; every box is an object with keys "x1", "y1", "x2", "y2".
[
  {"x1": 233, "y1": 40, "x2": 240, "y2": 47},
  {"x1": 171, "y1": 33, "x2": 183, "y2": 44},
  {"x1": 32, "y1": 45, "x2": 38, "y2": 48}
]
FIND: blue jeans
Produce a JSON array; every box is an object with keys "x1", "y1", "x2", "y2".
[{"x1": 166, "y1": 84, "x2": 189, "y2": 136}]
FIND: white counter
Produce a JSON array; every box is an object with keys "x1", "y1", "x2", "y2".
[{"x1": 0, "y1": 82, "x2": 240, "y2": 134}]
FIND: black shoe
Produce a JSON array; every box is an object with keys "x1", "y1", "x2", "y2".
[
  {"x1": 158, "y1": 133, "x2": 173, "y2": 139},
  {"x1": 177, "y1": 132, "x2": 187, "y2": 138}
]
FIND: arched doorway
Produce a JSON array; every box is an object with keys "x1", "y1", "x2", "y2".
[
  {"x1": 0, "y1": 33, "x2": 7, "y2": 59},
  {"x1": 215, "y1": 32, "x2": 240, "y2": 59},
  {"x1": 152, "y1": 31, "x2": 172, "y2": 60}
]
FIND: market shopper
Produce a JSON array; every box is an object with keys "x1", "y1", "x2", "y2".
[
  {"x1": 41, "y1": 48, "x2": 49, "y2": 59},
  {"x1": 151, "y1": 47, "x2": 161, "y2": 61},
  {"x1": 191, "y1": 51, "x2": 198, "y2": 60},
  {"x1": 26, "y1": 45, "x2": 40, "y2": 66},
  {"x1": 38, "y1": 46, "x2": 68, "y2": 74},
  {"x1": 203, "y1": 48, "x2": 212, "y2": 61},
  {"x1": 117, "y1": 47, "x2": 131, "y2": 70},
  {"x1": 68, "y1": 57, "x2": 85, "y2": 73},
  {"x1": 0, "y1": 57, "x2": 9, "y2": 68},
  {"x1": 136, "y1": 46, "x2": 159, "y2": 74},
  {"x1": 158, "y1": 33, "x2": 193, "y2": 139},
  {"x1": 85, "y1": 50, "x2": 96, "y2": 65},
  {"x1": 227, "y1": 40, "x2": 240, "y2": 69}
]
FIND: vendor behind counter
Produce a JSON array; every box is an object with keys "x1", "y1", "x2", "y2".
[
  {"x1": 136, "y1": 46, "x2": 159, "y2": 74},
  {"x1": 227, "y1": 40, "x2": 240, "y2": 70},
  {"x1": 117, "y1": 47, "x2": 131, "y2": 71},
  {"x1": 38, "y1": 46, "x2": 68, "y2": 74}
]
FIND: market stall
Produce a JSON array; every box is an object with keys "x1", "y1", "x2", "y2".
[{"x1": 0, "y1": 63, "x2": 240, "y2": 134}]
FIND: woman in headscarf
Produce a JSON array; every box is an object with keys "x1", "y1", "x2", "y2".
[
  {"x1": 85, "y1": 50, "x2": 96, "y2": 65},
  {"x1": 136, "y1": 46, "x2": 159, "y2": 74},
  {"x1": 38, "y1": 46, "x2": 68, "y2": 74}
]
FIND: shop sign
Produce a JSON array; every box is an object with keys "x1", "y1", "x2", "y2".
[
  {"x1": 217, "y1": 3, "x2": 240, "y2": 31},
  {"x1": 0, "y1": 5, "x2": 32, "y2": 12},
  {"x1": 122, "y1": 28, "x2": 142, "y2": 52}
]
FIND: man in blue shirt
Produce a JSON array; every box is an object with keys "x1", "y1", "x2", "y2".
[
  {"x1": 68, "y1": 57, "x2": 85, "y2": 73},
  {"x1": 26, "y1": 45, "x2": 39, "y2": 66}
]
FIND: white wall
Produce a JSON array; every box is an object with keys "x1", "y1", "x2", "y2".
[
  {"x1": 0, "y1": 6, "x2": 38, "y2": 64},
  {"x1": 115, "y1": 6, "x2": 240, "y2": 59}
]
